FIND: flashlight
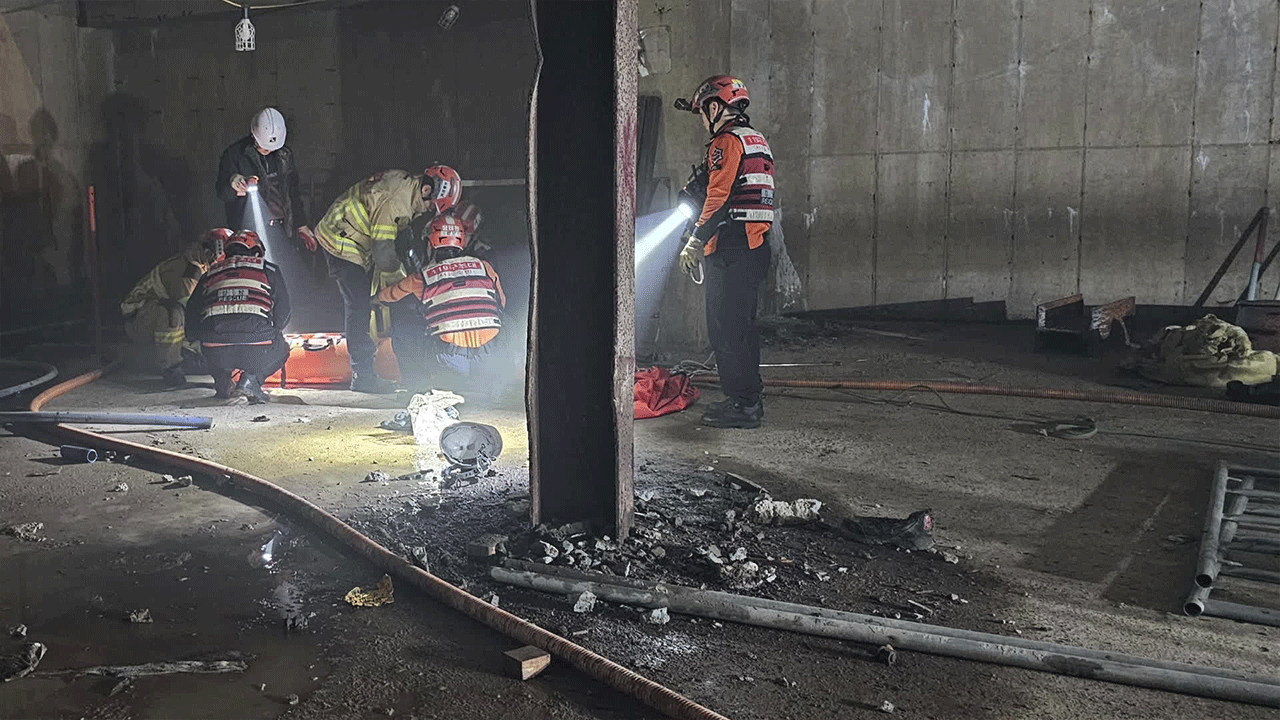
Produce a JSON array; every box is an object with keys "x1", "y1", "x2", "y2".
[{"x1": 246, "y1": 176, "x2": 259, "y2": 193}]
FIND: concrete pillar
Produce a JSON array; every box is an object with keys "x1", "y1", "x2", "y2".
[{"x1": 527, "y1": 0, "x2": 637, "y2": 538}]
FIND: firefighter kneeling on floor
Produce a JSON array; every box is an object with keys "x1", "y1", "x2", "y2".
[
  {"x1": 120, "y1": 229, "x2": 226, "y2": 386},
  {"x1": 185, "y1": 230, "x2": 291, "y2": 404},
  {"x1": 374, "y1": 213, "x2": 505, "y2": 393}
]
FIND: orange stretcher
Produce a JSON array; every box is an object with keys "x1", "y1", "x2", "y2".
[{"x1": 265, "y1": 333, "x2": 401, "y2": 387}]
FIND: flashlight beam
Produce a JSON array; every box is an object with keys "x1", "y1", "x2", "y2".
[{"x1": 635, "y1": 209, "x2": 688, "y2": 268}]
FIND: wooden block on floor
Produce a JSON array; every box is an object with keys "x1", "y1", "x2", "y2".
[{"x1": 503, "y1": 645, "x2": 551, "y2": 680}]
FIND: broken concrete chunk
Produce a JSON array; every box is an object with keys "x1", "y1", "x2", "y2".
[
  {"x1": 645, "y1": 607, "x2": 670, "y2": 625},
  {"x1": 535, "y1": 540, "x2": 560, "y2": 559},
  {"x1": 3, "y1": 523, "x2": 45, "y2": 542},
  {"x1": 251, "y1": 415, "x2": 269, "y2": 422},
  {"x1": 362, "y1": 470, "x2": 390, "y2": 484},
  {"x1": 879, "y1": 700, "x2": 896, "y2": 713},
  {"x1": 746, "y1": 496, "x2": 823, "y2": 526},
  {"x1": 687, "y1": 487, "x2": 708, "y2": 498},
  {"x1": 941, "y1": 551, "x2": 960, "y2": 565},
  {"x1": 729, "y1": 547, "x2": 748, "y2": 562},
  {"x1": 128, "y1": 609, "x2": 153, "y2": 624},
  {"x1": 650, "y1": 546, "x2": 667, "y2": 560},
  {"x1": 572, "y1": 591, "x2": 597, "y2": 613},
  {"x1": 719, "y1": 561, "x2": 775, "y2": 590},
  {"x1": 466, "y1": 534, "x2": 508, "y2": 559},
  {"x1": 482, "y1": 592, "x2": 500, "y2": 608},
  {"x1": 286, "y1": 693, "x2": 300, "y2": 706},
  {"x1": 110, "y1": 482, "x2": 129, "y2": 493}
]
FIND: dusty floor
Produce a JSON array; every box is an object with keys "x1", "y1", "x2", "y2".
[{"x1": 1, "y1": 321, "x2": 1277, "y2": 720}]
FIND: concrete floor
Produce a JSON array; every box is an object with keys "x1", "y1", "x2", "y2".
[{"x1": 1, "y1": 322, "x2": 1277, "y2": 719}]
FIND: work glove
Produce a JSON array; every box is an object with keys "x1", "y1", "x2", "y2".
[
  {"x1": 230, "y1": 174, "x2": 249, "y2": 197},
  {"x1": 297, "y1": 225, "x2": 318, "y2": 252},
  {"x1": 678, "y1": 233, "x2": 705, "y2": 275}
]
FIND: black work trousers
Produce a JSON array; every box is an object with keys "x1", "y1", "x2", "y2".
[
  {"x1": 704, "y1": 243, "x2": 771, "y2": 407},
  {"x1": 323, "y1": 250, "x2": 376, "y2": 375},
  {"x1": 202, "y1": 334, "x2": 290, "y2": 378},
  {"x1": 389, "y1": 296, "x2": 430, "y2": 390}
]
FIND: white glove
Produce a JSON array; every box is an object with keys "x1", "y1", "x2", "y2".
[
  {"x1": 230, "y1": 174, "x2": 249, "y2": 196},
  {"x1": 679, "y1": 234, "x2": 704, "y2": 275}
]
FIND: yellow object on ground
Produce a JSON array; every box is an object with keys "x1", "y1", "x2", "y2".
[
  {"x1": 344, "y1": 574, "x2": 394, "y2": 607},
  {"x1": 1136, "y1": 314, "x2": 1278, "y2": 388}
]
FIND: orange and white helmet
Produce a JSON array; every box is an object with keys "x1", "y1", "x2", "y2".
[
  {"x1": 422, "y1": 165, "x2": 462, "y2": 215},
  {"x1": 202, "y1": 227, "x2": 234, "y2": 260},
  {"x1": 426, "y1": 214, "x2": 466, "y2": 251},
  {"x1": 226, "y1": 230, "x2": 265, "y2": 257},
  {"x1": 686, "y1": 75, "x2": 750, "y2": 114}
]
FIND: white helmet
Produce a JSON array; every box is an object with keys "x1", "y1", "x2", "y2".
[{"x1": 251, "y1": 107, "x2": 286, "y2": 152}]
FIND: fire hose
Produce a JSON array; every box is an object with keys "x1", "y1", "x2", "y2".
[
  {"x1": 29, "y1": 366, "x2": 730, "y2": 720},
  {"x1": 693, "y1": 376, "x2": 1280, "y2": 419}
]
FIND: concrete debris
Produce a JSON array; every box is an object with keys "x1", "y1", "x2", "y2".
[
  {"x1": 572, "y1": 590, "x2": 597, "y2": 613},
  {"x1": 111, "y1": 482, "x2": 129, "y2": 493},
  {"x1": 814, "y1": 571, "x2": 832, "y2": 582},
  {"x1": 687, "y1": 487, "x2": 708, "y2": 498},
  {"x1": 286, "y1": 693, "x2": 300, "y2": 706},
  {"x1": 645, "y1": 607, "x2": 670, "y2": 625},
  {"x1": 3, "y1": 523, "x2": 45, "y2": 542},
  {"x1": 482, "y1": 592, "x2": 500, "y2": 607},
  {"x1": 729, "y1": 547, "x2": 748, "y2": 562},
  {"x1": 535, "y1": 540, "x2": 559, "y2": 559},
  {"x1": 697, "y1": 465, "x2": 715, "y2": 473},
  {"x1": 251, "y1": 415, "x2": 269, "y2": 422},
  {"x1": 746, "y1": 496, "x2": 823, "y2": 526},
  {"x1": 941, "y1": 551, "x2": 960, "y2": 564},
  {"x1": 408, "y1": 546, "x2": 430, "y2": 572},
  {"x1": 257, "y1": 683, "x2": 267, "y2": 691},
  {"x1": 879, "y1": 700, "x2": 896, "y2": 713},
  {"x1": 0, "y1": 642, "x2": 47, "y2": 682},
  {"x1": 362, "y1": 470, "x2": 390, "y2": 484},
  {"x1": 9, "y1": 624, "x2": 26, "y2": 638},
  {"x1": 466, "y1": 533, "x2": 508, "y2": 559},
  {"x1": 128, "y1": 609, "x2": 153, "y2": 624},
  {"x1": 702, "y1": 545, "x2": 725, "y2": 565},
  {"x1": 719, "y1": 561, "x2": 776, "y2": 590},
  {"x1": 344, "y1": 574, "x2": 394, "y2": 607},
  {"x1": 164, "y1": 474, "x2": 194, "y2": 487},
  {"x1": 650, "y1": 546, "x2": 667, "y2": 560},
  {"x1": 637, "y1": 489, "x2": 655, "y2": 502}
]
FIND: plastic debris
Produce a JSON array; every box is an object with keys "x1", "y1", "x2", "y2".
[
  {"x1": 3, "y1": 523, "x2": 45, "y2": 542},
  {"x1": 842, "y1": 509, "x2": 934, "y2": 550},
  {"x1": 111, "y1": 482, "x2": 129, "y2": 493},
  {"x1": 8, "y1": 624, "x2": 26, "y2": 639},
  {"x1": 877, "y1": 644, "x2": 898, "y2": 666},
  {"x1": 0, "y1": 642, "x2": 47, "y2": 682},
  {"x1": 406, "y1": 390, "x2": 465, "y2": 470},
  {"x1": 128, "y1": 609, "x2": 153, "y2": 624},
  {"x1": 746, "y1": 496, "x2": 823, "y2": 526},
  {"x1": 572, "y1": 590, "x2": 597, "y2": 613},
  {"x1": 646, "y1": 607, "x2": 670, "y2": 625},
  {"x1": 344, "y1": 574, "x2": 395, "y2": 607}
]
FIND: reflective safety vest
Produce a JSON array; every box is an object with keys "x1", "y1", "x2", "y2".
[
  {"x1": 199, "y1": 256, "x2": 274, "y2": 320},
  {"x1": 723, "y1": 125, "x2": 775, "y2": 223},
  {"x1": 418, "y1": 257, "x2": 502, "y2": 348}
]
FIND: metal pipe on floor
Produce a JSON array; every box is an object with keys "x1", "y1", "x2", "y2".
[
  {"x1": 0, "y1": 411, "x2": 213, "y2": 429},
  {"x1": 491, "y1": 566, "x2": 1280, "y2": 707},
  {"x1": 1197, "y1": 463, "x2": 1230, "y2": 590},
  {"x1": 0, "y1": 360, "x2": 58, "y2": 399},
  {"x1": 28, "y1": 367, "x2": 730, "y2": 720},
  {"x1": 1184, "y1": 587, "x2": 1280, "y2": 628}
]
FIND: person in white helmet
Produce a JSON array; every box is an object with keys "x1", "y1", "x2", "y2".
[{"x1": 215, "y1": 107, "x2": 316, "y2": 253}]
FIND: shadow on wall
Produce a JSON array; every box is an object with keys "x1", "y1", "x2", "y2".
[
  {"x1": 0, "y1": 108, "x2": 85, "y2": 333},
  {"x1": 88, "y1": 92, "x2": 188, "y2": 307}
]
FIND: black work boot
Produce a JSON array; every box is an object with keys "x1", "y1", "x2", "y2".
[
  {"x1": 702, "y1": 396, "x2": 764, "y2": 424},
  {"x1": 212, "y1": 370, "x2": 237, "y2": 399},
  {"x1": 700, "y1": 401, "x2": 763, "y2": 429},
  {"x1": 350, "y1": 371, "x2": 396, "y2": 394},
  {"x1": 241, "y1": 374, "x2": 270, "y2": 404},
  {"x1": 160, "y1": 365, "x2": 187, "y2": 388}
]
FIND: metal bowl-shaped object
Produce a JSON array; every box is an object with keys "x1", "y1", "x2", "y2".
[{"x1": 438, "y1": 422, "x2": 503, "y2": 465}]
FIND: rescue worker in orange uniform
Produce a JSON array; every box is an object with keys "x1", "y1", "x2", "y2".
[
  {"x1": 314, "y1": 166, "x2": 462, "y2": 392},
  {"x1": 185, "y1": 230, "x2": 291, "y2": 404},
  {"x1": 675, "y1": 75, "x2": 775, "y2": 429},
  {"x1": 375, "y1": 213, "x2": 505, "y2": 392},
  {"x1": 120, "y1": 229, "x2": 227, "y2": 386}
]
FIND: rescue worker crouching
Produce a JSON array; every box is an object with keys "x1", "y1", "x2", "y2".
[
  {"x1": 120, "y1": 229, "x2": 226, "y2": 386},
  {"x1": 675, "y1": 75, "x2": 775, "y2": 429},
  {"x1": 314, "y1": 165, "x2": 462, "y2": 393},
  {"x1": 374, "y1": 213, "x2": 505, "y2": 393},
  {"x1": 185, "y1": 230, "x2": 291, "y2": 404}
]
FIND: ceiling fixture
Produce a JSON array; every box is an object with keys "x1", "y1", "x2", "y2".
[{"x1": 235, "y1": 5, "x2": 255, "y2": 51}]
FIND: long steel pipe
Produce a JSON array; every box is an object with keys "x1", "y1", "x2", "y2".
[
  {"x1": 0, "y1": 411, "x2": 213, "y2": 429},
  {"x1": 491, "y1": 565, "x2": 1280, "y2": 707},
  {"x1": 1184, "y1": 587, "x2": 1280, "y2": 628}
]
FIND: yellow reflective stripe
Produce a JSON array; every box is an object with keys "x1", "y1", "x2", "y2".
[
  {"x1": 344, "y1": 196, "x2": 371, "y2": 234},
  {"x1": 370, "y1": 223, "x2": 399, "y2": 241},
  {"x1": 153, "y1": 329, "x2": 185, "y2": 343}
]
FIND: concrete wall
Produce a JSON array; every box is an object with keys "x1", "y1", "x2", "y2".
[
  {"x1": 0, "y1": 0, "x2": 113, "y2": 338},
  {"x1": 641, "y1": 0, "x2": 1280, "y2": 355}
]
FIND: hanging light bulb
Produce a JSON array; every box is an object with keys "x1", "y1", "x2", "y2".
[{"x1": 235, "y1": 6, "x2": 255, "y2": 52}]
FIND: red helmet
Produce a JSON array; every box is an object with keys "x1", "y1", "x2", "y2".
[
  {"x1": 454, "y1": 201, "x2": 483, "y2": 236},
  {"x1": 202, "y1": 227, "x2": 234, "y2": 259},
  {"x1": 226, "y1": 230, "x2": 265, "y2": 257},
  {"x1": 422, "y1": 165, "x2": 462, "y2": 215},
  {"x1": 688, "y1": 75, "x2": 750, "y2": 113},
  {"x1": 426, "y1": 214, "x2": 466, "y2": 250}
]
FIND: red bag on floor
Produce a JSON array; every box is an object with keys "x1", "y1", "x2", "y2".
[{"x1": 634, "y1": 366, "x2": 700, "y2": 419}]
